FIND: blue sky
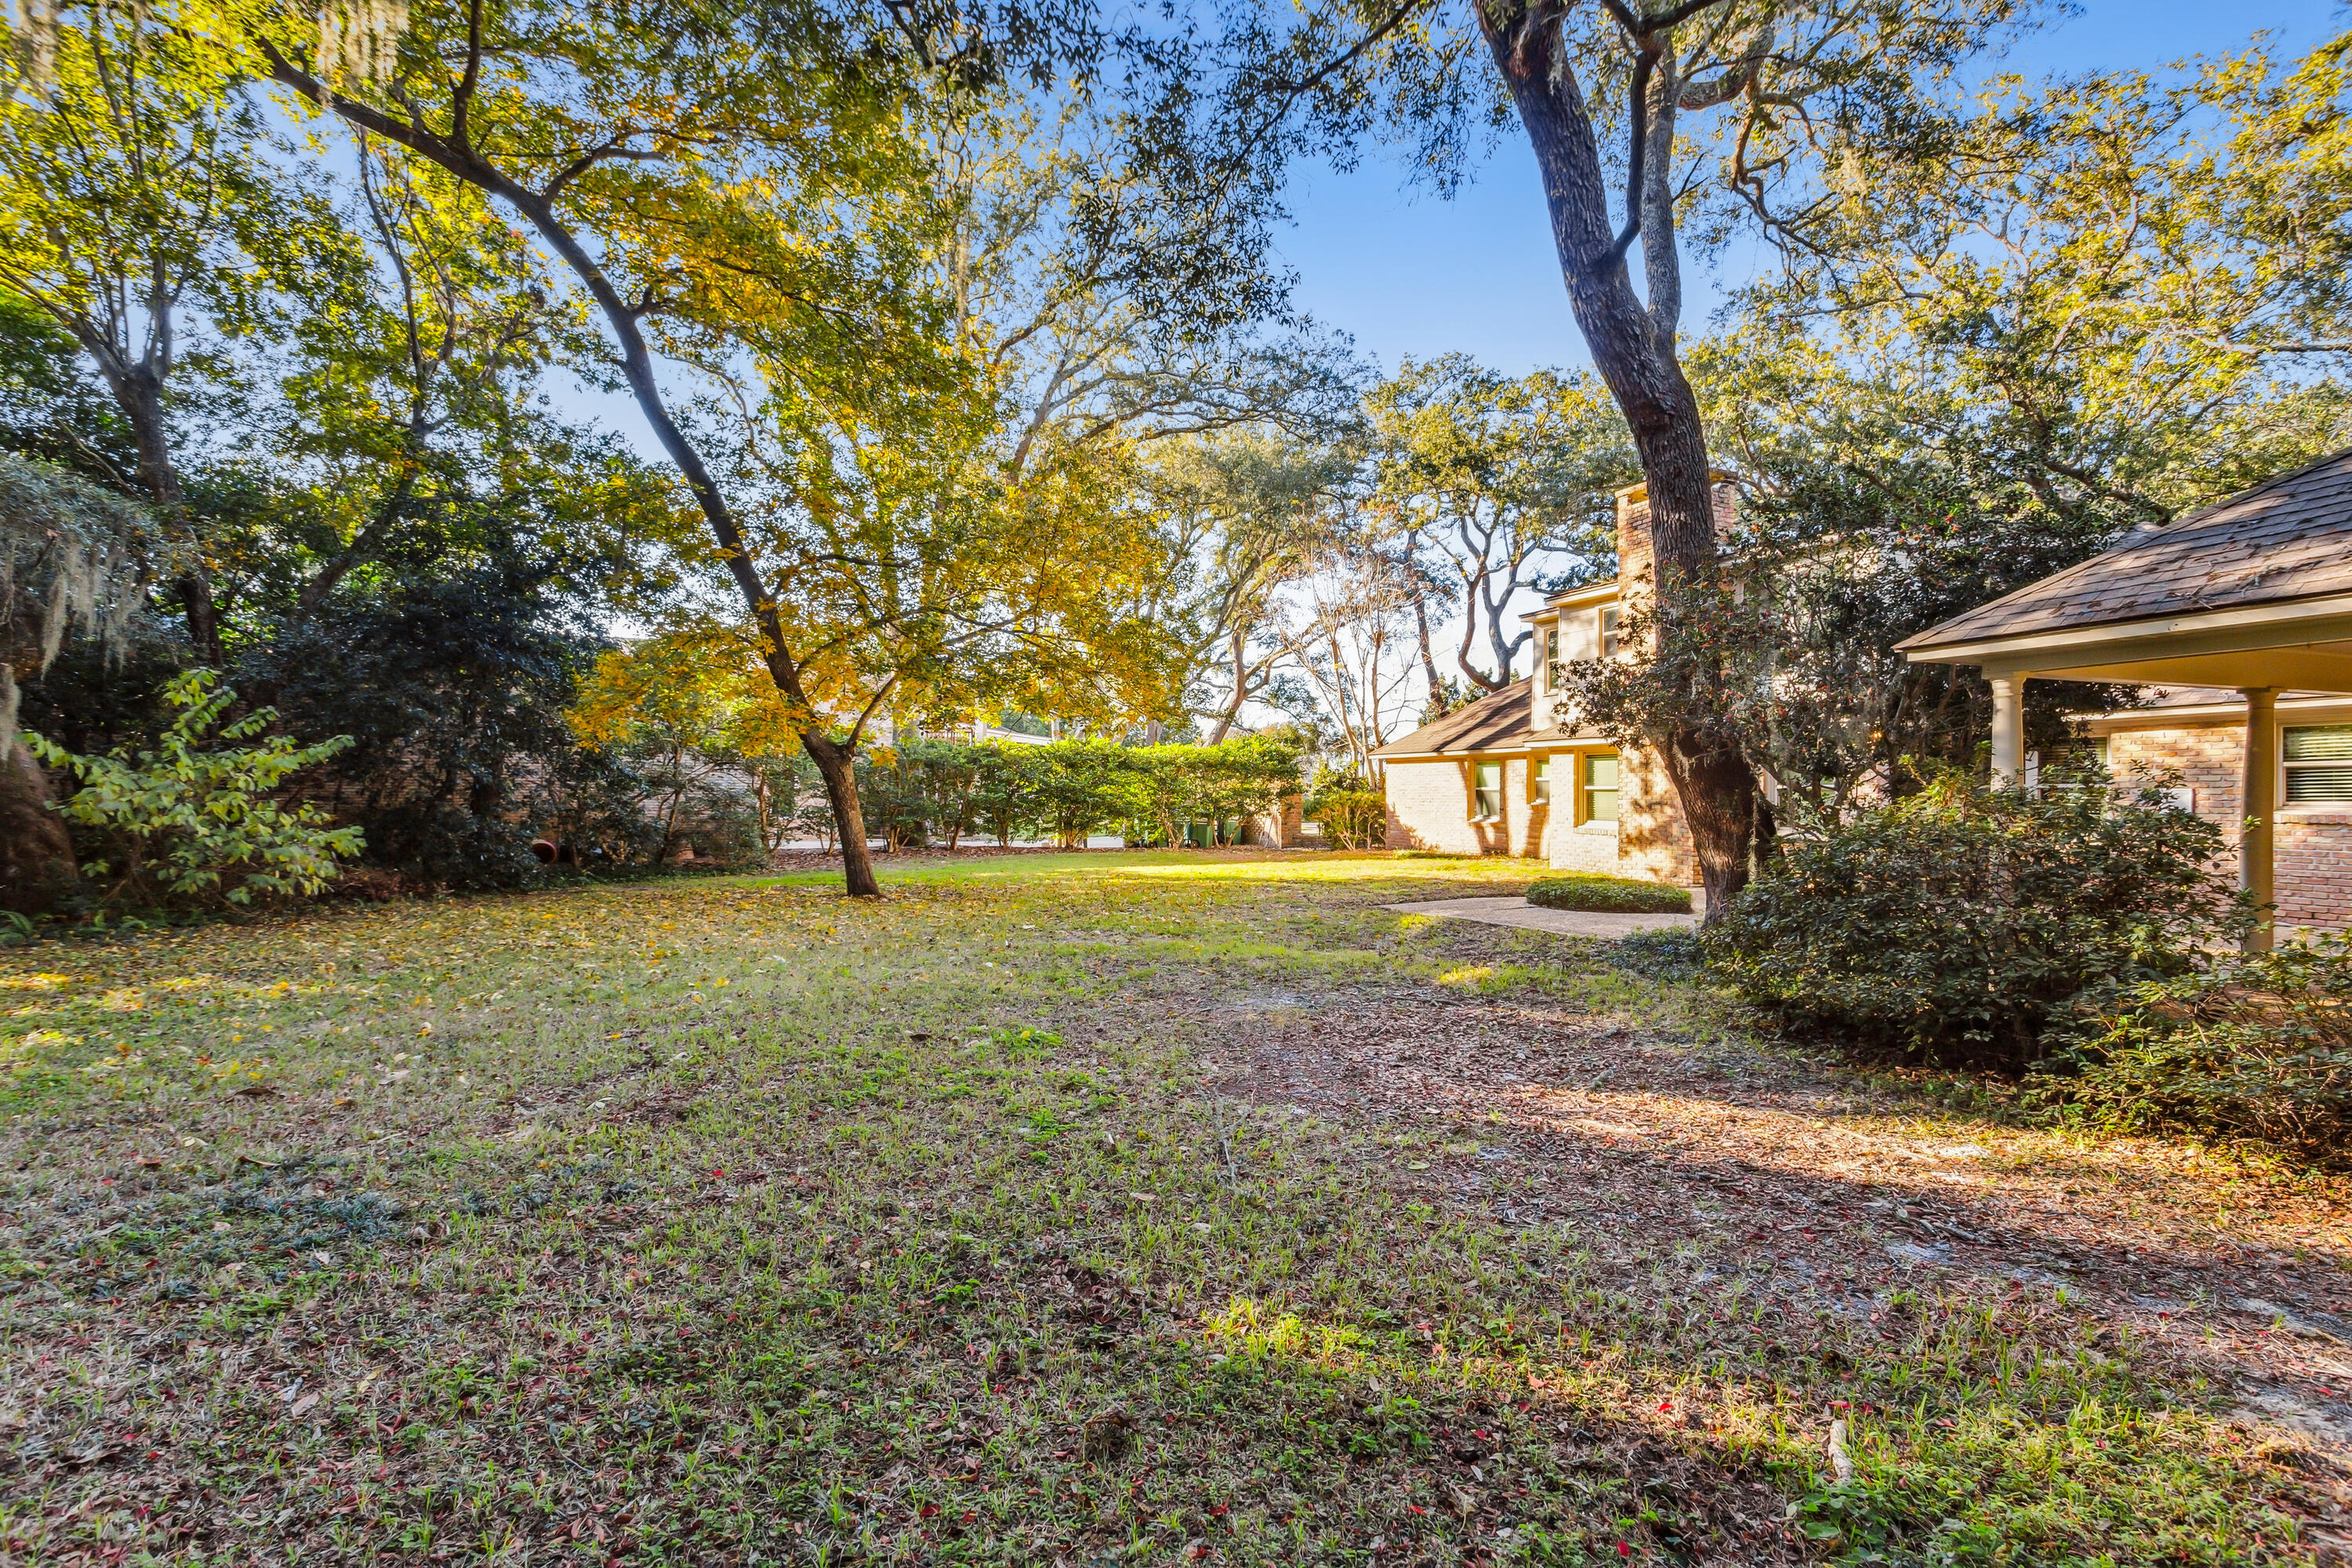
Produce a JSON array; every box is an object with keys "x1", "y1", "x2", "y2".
[{"x1": 1272, "y1": 2, "x2": 2344, "y2": 379}]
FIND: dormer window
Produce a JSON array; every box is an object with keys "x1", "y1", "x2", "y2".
[{"x1": 1599, "y1": 605, "x2": 1621, "y2": 658}]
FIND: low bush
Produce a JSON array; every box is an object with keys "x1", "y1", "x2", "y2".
[
  {"x1": 1704, "y1": 770, "x2": 2243, "y2": 1069},
  {"x1": 1526, "y1": 874, "x2": 1692, "y2": 913},
  {"x1": 2036, "y1": 935, "x2": 2352, "y2": 1160},
  {"x1": 1307, "y1": 785, "x2": 1385, "y2": 850},
  {"x1": 28, "y1": 670, "x2": 362, "y2": 909}
]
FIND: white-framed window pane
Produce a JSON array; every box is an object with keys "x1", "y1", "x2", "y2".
[
  {"x1": 2286, "y1": 724, "x2": 2352, "y2": 804},
  {"x1": 1473, "y1": 761, "x2": 1503, "y2": 819},
  {"x1": 1530, "y1": 755, "x2": 1551, "y2": 804},
  {"x1": 1599, "y1": 606, "x2": 1621, "y2": 658},
  {"x1": 1583, "y1": 752, "x2": 1619, "y2": 822}
]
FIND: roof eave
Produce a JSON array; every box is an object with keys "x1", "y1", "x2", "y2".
[{"x1": 1899, "y1": 590, "x2": 2352, "y2": 673}]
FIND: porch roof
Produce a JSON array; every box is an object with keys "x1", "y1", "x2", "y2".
[{"x1": 1896, "y1": 448, "x2": 2352, "y2": 689}]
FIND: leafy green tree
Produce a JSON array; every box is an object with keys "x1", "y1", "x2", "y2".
[
  {"x1": 259, "y1": 0, "x2": 1204, "y2": 896},
  {"x1": 0, "y1": 2, "x2": 339, "y2": 659},
  {"x1": 27, "y1": 668, "x2": 361, "y2": 909},
  {"x1": 1158, "y1": 0, "x2": 2047, "y2": 914},
  {"x1": 1139, "y1": 430, "x2": 1360, "y2": 742},
  {"x1": 1025, "y1": 739, "x2": 1135, "y2": 848},
  {"x1": 971, "y1": 742, "x2": 1042, "y2": 848},
  {"x1": 1568, "y1": 35, "x2": 2352, "y2": 832}
]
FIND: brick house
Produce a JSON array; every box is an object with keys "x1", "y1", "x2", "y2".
[
  {"x1": 1373, "y1": 477, "x2": 1729, "y2": 888},
  {"x1": 1380, "y1": 451, "x2": 2352, "y2": 934},
  {"x1": 1903, "y1": 448, "x2": 2352, "y2": 943}
]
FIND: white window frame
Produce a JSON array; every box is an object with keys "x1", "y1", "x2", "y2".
[
  {"x1": 2285, "y1": 723, "x2": 2352, "y2": 806},
  {"x1": 1530, "y1": 754, "x2": 1551, "y2": 805},
  {"x1": 1579, "y1": 750, "x2": 1621, "y2": 826},
  {"x1": 1472, "y1": 760, "x2": 1504, "y2": 821},
  {"x1": 1599, "y1": 605, "x2": 1621, "y2": 658}
]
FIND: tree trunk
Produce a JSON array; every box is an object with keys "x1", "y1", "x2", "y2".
[
  {"x1": 1406, "y1": 529, "x2": 1446, "y2": 698},
  {"x1": 256, "y1": 55, "x2": 891, "y2": 897},
  {"x1": 94, "y1": 351, "x2": 220, "y2": 663},
  {"x1": 1480, "y1": 5, "x2": 1759, "y2": 919},
  {"x1": 803, "y1": 731, "x2": 879, "y2": 897},
  {"x1": 0, "y1": 737, "x2": 74, "y2": 913}
]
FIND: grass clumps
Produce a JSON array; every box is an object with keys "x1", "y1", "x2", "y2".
[{"x1": 1526, "y1": 872, "x2": 1691, "y2": 913}]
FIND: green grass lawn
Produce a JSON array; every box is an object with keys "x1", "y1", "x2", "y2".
[{"x1": 0, "y1": 851, "x2": 2329, "y2": 1565}]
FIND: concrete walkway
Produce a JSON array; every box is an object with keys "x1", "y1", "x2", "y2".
[{"x1": 1383, "y1": 895, "x2": 1700, "y2": 939}]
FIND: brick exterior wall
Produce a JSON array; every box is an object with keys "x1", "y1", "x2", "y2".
[
  {"x1": 2106, "y1": 722, "x2": 2352, "y2": 933},
  {"x1": 1373, "y1": 481, "x2": 1732, "y2": 887},
  {"x1": 1384, "y1": 756, "x2": 1536, "y2": 855},
  {"x1": 1617, "y1": 744, "x2": 1697, "y2": 884}
]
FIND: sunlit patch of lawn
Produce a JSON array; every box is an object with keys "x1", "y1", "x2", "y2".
[{"x1": 0, "y1": 851, "x2": 2312, "y2": 1565}]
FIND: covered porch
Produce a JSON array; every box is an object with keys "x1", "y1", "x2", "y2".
[{"x1": 1898, "y1": 451, "x2": 2352, "y2": 950}]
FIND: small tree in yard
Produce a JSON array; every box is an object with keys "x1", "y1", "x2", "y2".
[
  {"x1": 1705, "y1": 766, "x2": 2245, "y2": 1070},
  {"x1": 29, "y1": 670, "x2": 362, "y2": 909},
  {"x1": 1305, "y1": 764, "x2": 1385, "y2": 850}
]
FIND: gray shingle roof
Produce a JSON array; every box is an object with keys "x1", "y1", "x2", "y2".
[
  {"x1": 1899, "y1": 448, "x2": 2352, "y2": 653},
  {"x1": 1373, "y1": 680, "x2": 1535, "y2": 757}
]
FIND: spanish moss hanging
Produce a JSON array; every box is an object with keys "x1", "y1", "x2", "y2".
[{"x1": 315, "y1": 0, "x2": 407, "y2": 89}]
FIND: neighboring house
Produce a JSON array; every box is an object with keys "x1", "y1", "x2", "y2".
[
  {"x1": 1374, "y1": 477, "x2": 1735, "y2": 887},
  {"x1": 1381, "y1": 452, "x2": 2352, "y2": 930}
]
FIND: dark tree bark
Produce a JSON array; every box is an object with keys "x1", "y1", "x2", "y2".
[
  {"x1": 75, "y1": 336, "x2": 220, "y2": 663},
  {"x1": 0, "y1": 739, "x2": 74, "y2": 913},
  {"x1": 1475, "y1": 0, "x2": 1758, "y2": 916}
]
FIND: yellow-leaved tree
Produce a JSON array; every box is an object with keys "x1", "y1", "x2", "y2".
[{"x1": 216, "y1": 0, "x2": 1187, "y2": 894}]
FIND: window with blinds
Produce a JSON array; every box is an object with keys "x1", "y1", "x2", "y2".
[
  {"x1": 2285, "y1": 725, "x2": 2352, "y2": 804},
  {"x1": 1581, "y1": 753, "x2": 1620, "y2": 823},
  {"x1": 1472, "y1": 762, "x2": 1503, "y2": 820}
]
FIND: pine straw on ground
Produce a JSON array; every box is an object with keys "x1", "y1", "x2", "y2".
[{"x1": 0, "y1": 854, "x2": 2346, "y2": 1566}]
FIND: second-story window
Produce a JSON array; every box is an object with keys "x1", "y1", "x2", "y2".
[
  {"x1": 1599, "y1": 605, "x2": 1621, "y2": 657},
  {"x1": 1543, "y1": 626, "x2": 1563, "y2": 691}
]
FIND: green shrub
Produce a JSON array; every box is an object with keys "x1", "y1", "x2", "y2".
[
  {"x1": 1608, "y1": 925, "x2": 1706, "y2": 978},
  {"x1": 1526, "y1": 874, "x2": 1692, "y2": 913},
  {"x1": 27, "y1": 670, "x2": 362, "y2": 909},
  {"x1": 1305, "y1": 768, "x2": 1385, "y2": 851},
  {"x1": 1704, "y1": 771, "x2": 2243, "y2": 1069},
  {"x1": 2036, "y1": 935, "x2": 2352, "y2": 1160}
]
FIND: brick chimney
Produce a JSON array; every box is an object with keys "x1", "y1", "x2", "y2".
[{"x1": 1613, "y1": 474, "x2": 1740, "y2": 611}]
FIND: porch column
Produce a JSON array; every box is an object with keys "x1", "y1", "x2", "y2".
[
  {"x1": 1989, "y1": 672, "x2": 2031, "y2": 788},
  {"x1": 2241, "y1": 687, "x2": 2278, "y2": 953}
]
